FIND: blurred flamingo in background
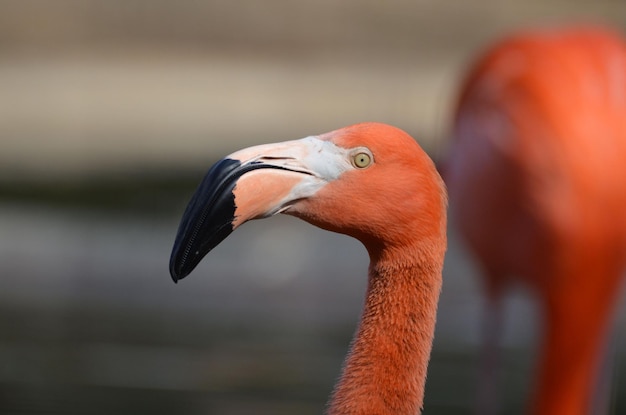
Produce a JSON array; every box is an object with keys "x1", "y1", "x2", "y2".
[
  {"x1": 170, "y1": 123, "x2": 447, "y2": 415},
  {"x1": 445, "y1": 26, "x2": 626, "y2": 414}
]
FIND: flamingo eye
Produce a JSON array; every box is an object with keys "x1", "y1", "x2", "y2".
[{"x1": 352, "y1": 151, "x2": 372, "y2": 168}]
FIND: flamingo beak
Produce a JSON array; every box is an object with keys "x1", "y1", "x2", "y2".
[{"x1": 169, "y1": 136, "x2": 352, "y2": 282}]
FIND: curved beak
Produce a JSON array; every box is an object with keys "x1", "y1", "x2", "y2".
[{"x1": 169, "y1": 136, "x2": 351, "y2": 282}]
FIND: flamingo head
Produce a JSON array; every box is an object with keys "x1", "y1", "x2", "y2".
[{"x1": 169, "y1": 122, "x2": 446, "y2": 282}]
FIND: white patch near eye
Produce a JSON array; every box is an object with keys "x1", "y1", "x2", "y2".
[
  {"x1": 299, "y1": 136, "x2": 354, "y2": 180},
  {"x1": 229, "y1": 136, "x2": 354, "y2": 182}
]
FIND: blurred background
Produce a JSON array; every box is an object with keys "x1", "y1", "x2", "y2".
[{"x1": 1, "y1": 1, "x2": 625, "y2": 414}]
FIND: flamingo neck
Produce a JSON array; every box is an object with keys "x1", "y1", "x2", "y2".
[{"x1": 327, "y1": 248, "x2": 443, "y2": 415}]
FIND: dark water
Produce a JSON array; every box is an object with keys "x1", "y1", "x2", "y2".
[{"x1": 0, "y1": 196, "x2": 624, "y2": 414}]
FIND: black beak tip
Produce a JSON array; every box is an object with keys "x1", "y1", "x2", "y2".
[
  {"x1": 169, "y1": 259, "x2": 180, "y2": 284},
  {"x1": 169, "y1": 252, "x2": 188, "y2": 284},
  {"x1": 168, "y1": 157, "x2": 244, "y2": 285}
]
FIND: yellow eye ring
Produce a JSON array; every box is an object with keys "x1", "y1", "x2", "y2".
[{"x1": 353, "y1": 152, "x2": 372, "y2": 168}]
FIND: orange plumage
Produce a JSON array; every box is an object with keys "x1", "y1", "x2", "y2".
[
  {"x1": 170, "y1": 122, "x2": 447, "y2": 414},
  {"x1": 445, "y1": 26, "x2": 626, "y2": 414}
]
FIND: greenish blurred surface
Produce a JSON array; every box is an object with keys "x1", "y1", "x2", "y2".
[{"x1": 1, "y1": 184, "x2": 624, "y2": 414}]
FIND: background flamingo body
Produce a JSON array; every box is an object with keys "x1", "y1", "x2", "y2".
[{"x1": 445, "y1": 26, "x2": 626, "y2": 414}]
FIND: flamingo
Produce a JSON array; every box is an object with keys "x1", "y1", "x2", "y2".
[
  {"x1": 169, "y1": 122, "x2": 447, "y2": 415},
  {"x1": 444, "y1": 26, "x2": 626, "y2": 414}
]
